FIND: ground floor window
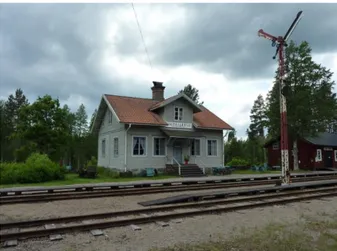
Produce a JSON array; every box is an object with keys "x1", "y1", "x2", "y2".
[
  {"x1": 133, "y1": 136, "x2": 146, "y2": 156},
  {"x1": 335, "y1": 150, "x2": 337, "y2": 161},
  {"x1": 153, "y1": 137, "x2": 166, "y2": 156},
  {"x1": 113, "y1": 137, "x2": 119, "y2": 158},
  {"x1": 315, "y1": 149, "x2": 322, "y2": 162},
  {"x1": 101, "y1": 139, "x2": 106, "y2": 157},
  {"x1": 191, "y1": 139, "x2": 201, "y2": 156},
  {"x1": 207, "y1": 139, "x2": 217, "y2": 156}
]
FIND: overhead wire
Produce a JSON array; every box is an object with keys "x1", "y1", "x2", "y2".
[{"x1": 131, "y1": 3, "x2": 153, "y2": 71}]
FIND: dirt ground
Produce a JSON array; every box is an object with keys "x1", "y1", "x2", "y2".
[{"x1": 1, "y1": 193, "x2": 336, "y2": 251}]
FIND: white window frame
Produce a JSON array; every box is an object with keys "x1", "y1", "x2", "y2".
[
  {"x1": 315, "y1": 149, "x2": 322, "y2": 162},
  {"x1": 190, "y1": 138, "x2": 201, "y2": 156},
  {"x1": 152, "y1": 137, "x2": 166, "y2": 157},
  {"x1": 101, "y1": 139, "x2": 106, "y2": 158},
  {"x1": 207, "y1": 139, "x2": 218, "y2": 157},
  {"x1": 174, "y1": 106, "x2": 183, "y2": 121},
  {"x1": 132, "y1": 136, "x2": 147, "y2": 157},
  {"x1": 108, "y1": 111, "x2": 113, "y2": 124},
  {"x1": 334, "y1": 150, "x2": 337, "y2": 162},
  {"x1": 113, "y1": 137, "x2": 119, "y2": 158},
  {"x1": 272, "y1": 142, "x2": 279, "y2": 150}
]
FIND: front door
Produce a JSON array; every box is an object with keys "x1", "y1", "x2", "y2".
[
  {"x1": 324, "y1": 151, "x2": 333, "y2": 168},
  {"x1": 173, "y1": 145, "x2": 183, "y2": 164}
]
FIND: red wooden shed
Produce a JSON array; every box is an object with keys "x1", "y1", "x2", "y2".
[{"x1": 264, "y1": 132, "x2": 337, "y2": 170}]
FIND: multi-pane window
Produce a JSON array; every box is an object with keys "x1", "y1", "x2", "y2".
[
  {"x1": 101, "y1": 139, "x2": 106, "y2": 157},
  {"x1": 154, "y1": 137, "x2": 166, "y2": 156},
  {"x1": 108, "y1": 111, "x2": 113, "y2": 124},
  {"x1": 133, "y1": 136, "x2": 146, "y2": 156},
  {"x1": 207, "y1": 140, "x2": 217, "y2": 156},
  {"x1": 190, "y1": 139, "x2": 201, "y2": 156},
  {"x1": 113, "y1": 137, "x2": 119, "y2": 158},
  {"x1": 315, "y1": 149, "x2": 322, "y2": 162},
  {"x1": 272, "y1": 142, "x2": 279, "y2": 150},
  {"x1": 174, "y1": 107, "x2": 183, "y2": 121}
]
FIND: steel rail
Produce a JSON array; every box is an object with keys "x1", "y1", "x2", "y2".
[
  {"x1": 1, "y1": 176, "x2": 337, "y2": 205},
  {"x1": 1, "y1": 188, "x2": 336, "y2": 242}
]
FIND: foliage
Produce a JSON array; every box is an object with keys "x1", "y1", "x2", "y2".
[
  {"x1": 178, "y1": 84, "x2": 204, "y2": 105},
  {"x1": 97, "y1": 166, "x2": 120, "y2": 178},
  {"x1": 184, "y1": 155, "x2": 190, "y2": 161},
  {"x1": 0, "y1": 153, "x2": 65, "y2": 185},
  {"x1": 265, "y1": 40, "x2": 337, "y2": 139},
  {"x1": 247, "y1": 94, "x2": 267, "y2": 139},
  {"x1": 226, "y1": 157, "x2": 249, "y2": 167},
  {"x1": 87, "y1": 156, "x2": 98, "y2": 167}
]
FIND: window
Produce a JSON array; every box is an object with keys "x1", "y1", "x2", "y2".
[
  {"x1": 335, "y1": 150, "x2": 337, "y2": 162},
  {"x1": 108, "y1": 111, "x2": 113, "y2": 124},
  {"x1": 191, "y1": 139, "x2": 201, "y2": 156},
  {"x1": 133, "y1": 136, "x2": 146, "y2": 156},
  {"x1": 101, "y1": 139, "x2": 106, "y2": 157},
  {"x1": 153, "y1": 137, "x2": 166, "y2": 156},
  {"x1": 113, "y1": 137, "x2": 119, "y2": 158},
  {"x1": 315, "y1": 149, "x2": 322, "y2": 162},
  {"x1": 272, "y1": 142, "x2": 279, "y2": 150},
  {"x1": 207, "y1": 140, "x2": 217, "y2": 156},
  {"x1": 174, "y1": 107, "x2": 183, "y2": 121}
]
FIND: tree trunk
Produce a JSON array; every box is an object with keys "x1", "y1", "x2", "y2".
[{"x1": 293, "y1": 140, "x2": 299, "y2": 171}]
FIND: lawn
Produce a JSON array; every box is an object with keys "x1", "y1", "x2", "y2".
[
  {"x1": 151, "y1": 213, "x2": 337, "y2": 251},
  {"x1": 0, "y1": 173, "x2": 177, "y2": 188}
]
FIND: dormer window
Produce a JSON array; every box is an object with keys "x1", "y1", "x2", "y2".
[{"x1": 174, "y1": 107, "x2": 183, "y2": 121}]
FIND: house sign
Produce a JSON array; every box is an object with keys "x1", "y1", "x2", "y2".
[
  {"x1": 167, "y1": 122, "x2": 192, "y2": 129},
  {"x1": 324, "y1": 147, "x2": 333, "y2": 151}
]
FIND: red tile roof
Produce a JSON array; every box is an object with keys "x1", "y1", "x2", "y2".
[{"x1": 104, "y1": 94, "x2": 233, "y2": 130}]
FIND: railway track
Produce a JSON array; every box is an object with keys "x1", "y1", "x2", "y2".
[
  {"x1": 1, "y1": 186, "x2": 336, "y2": 243},
  {"x1": 1, "y1": 175, "x2": 337, "y2": 205}
]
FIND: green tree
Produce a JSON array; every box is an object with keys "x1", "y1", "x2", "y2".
[
  {"x1": 265, "y1": 40, "x2": 337, "y2": 170},
  {"x1": 14, "y1": 95, "x2": 70, "y2": 158},
  {"x1": 178, "y1": 84, "x2": 204, "y2": 105}
]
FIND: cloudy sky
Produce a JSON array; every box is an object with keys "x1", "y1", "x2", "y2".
[{"x1": 1, "y1": 3, "x2": 336, "y2": 138}]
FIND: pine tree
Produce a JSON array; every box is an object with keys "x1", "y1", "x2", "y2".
[
  {"x1": 178, "y1": 84, "x2": 204, "y2": 105},
  {"x1": 265, "y1": 40, "x2": 337, "y2": 170}
]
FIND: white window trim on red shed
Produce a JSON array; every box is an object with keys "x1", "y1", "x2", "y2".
[{"x1": 315, "y1": 149, "x2": 322, "y2": 162}]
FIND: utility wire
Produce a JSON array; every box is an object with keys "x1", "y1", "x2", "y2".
[{"x1": 131, "y1": 3, "x2": 153, "y2": 70}]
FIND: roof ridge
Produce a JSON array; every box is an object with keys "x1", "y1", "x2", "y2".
[{"x1": 104, "y1": 94, "x2": 154, "y2": 101}]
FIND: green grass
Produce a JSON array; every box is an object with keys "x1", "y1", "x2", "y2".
[
  {"x1": 151, "y1": 213, "x2": 337, "y2": 251},
  {"x1": 0, "y1": 173, "x2": 177, "y2": 188}
]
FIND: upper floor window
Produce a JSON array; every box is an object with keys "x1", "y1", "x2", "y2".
[
  {"x1": 108, "y1": 111, "x2": 113, "y2": 124},
  {"x1": 272, "y1": 142, "x2": 279, "y2": 150},
  {"x1": 174, "y1": 107, "x2": 183, "y2": 121}
]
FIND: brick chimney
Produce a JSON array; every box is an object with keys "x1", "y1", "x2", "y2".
[{"x1": 151, "y1": 81, "x2": 165, "y2": 101}]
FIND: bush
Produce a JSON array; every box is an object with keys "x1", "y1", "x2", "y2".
[
  {"x1": 86, "y1": 156, "x2": 97, "y2": 167},
  {"x1": 226, "y1": 157, "x2": 250, "y2": 167},
  {"x1": 0, "y1": 153, "x2": 66, "y2": 185},
  {"x1": 97, "y1": 166, "x2": 120, "y2": 178}
]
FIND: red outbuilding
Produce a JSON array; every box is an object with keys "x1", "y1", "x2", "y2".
[{"x1": 264, "y1": 132, "x2": 337, "y2": 170}]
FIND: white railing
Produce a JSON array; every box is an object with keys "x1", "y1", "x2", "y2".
[
  {"x1": 196, "y1": 159, "x2": 206, "y2": 175},
  {"x1": 172, "y1": 157, "x2": 181, "y2": 176}
]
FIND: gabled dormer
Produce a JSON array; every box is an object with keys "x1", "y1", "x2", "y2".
[{"x1": 149, "y1": 82, "x2": 202, "y2": 129}]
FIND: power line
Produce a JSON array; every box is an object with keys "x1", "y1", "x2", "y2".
[{"x1": 131, "y1": 3, "x2": 153, "y2": 70}]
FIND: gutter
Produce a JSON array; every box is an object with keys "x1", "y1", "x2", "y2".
[{"x1": 124, "y1": 123, "x2": 132, "y2": 172}]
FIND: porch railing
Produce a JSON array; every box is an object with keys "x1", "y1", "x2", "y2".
[
  {"x1": 196, "y1": 158, "x2": 206, "y2": 175},
  {"x1": 172, "y1": 157, "x2": 181, "y2": 176}
]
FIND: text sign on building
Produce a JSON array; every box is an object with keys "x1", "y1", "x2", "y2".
[
  {"x1": 324, "y1": 147, "x2": 333, "y2": 151},
  {"x1": 167, "y1": 122, "x2": 192, "y2": 129}
]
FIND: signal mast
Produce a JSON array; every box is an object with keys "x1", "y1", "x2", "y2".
[{"x1": 258, "y1": 11, "x2": 303, "y2": 185}]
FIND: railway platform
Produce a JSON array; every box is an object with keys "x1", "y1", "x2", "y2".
[{"x1": 1, "y1": 170, "x2": 336, "y2": 195}]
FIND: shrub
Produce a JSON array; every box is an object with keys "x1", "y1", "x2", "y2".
[
  {"x1": 86, "y1": 156, "x2": 97, "y2": 167},
  {"x1": 226, "y1": 157, "x2": 250, "y2": 167},
  {"x1": 0, "y1": 153, "x2": 66, "y2": 185},
  {"x1": 97, "y1": 166, "x2": 120, "y2": 178}
]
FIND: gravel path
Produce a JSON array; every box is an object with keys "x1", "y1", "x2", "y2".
[
  {"x1": 0, "y1": 184, "x2": 276, "y2": 222},
  {"x1": 2, "y1": 196, "x2": 337, "y2": 251}
]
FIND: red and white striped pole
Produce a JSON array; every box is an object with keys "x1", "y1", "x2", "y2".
[{"x1": 278, "y1": 42, "x2": 290, "y2": 185}]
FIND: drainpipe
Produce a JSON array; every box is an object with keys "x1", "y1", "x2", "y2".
[{"x1": 124, "y1": 124, "x2": 132, "y2": 172}]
